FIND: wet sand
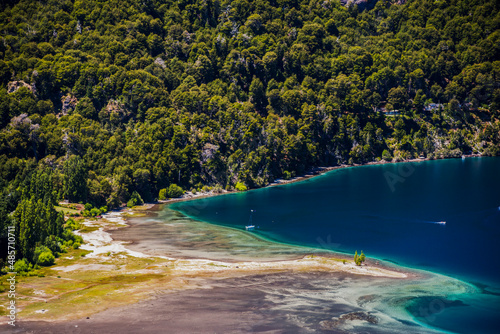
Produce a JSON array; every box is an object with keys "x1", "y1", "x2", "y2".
[
  {"x1": 110, "y1": 207, "x2": 317, "y2": 262},
  {"x1": 4, "y1": 271, "x2": 440, "y2": 334}
]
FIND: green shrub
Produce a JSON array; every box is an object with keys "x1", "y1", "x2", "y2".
[
  {"x1": 44, "y1": 235, "x2": 62, "y2": 254},
  {"x1": 167, "y1": 184, "x2": 184, "y2": 198},
  {"x1": 212, "y1": 184, "x2": 223, "y2": 194},
  {"x1": 90, "y1": 207, "x2": 101, "y2": 216},
  {"x1": 382, "y1": 149, "x2": 392, "y2": 161},
  {"x1": 66, "y1": 218, "x2": 81, "y2": 230},
  {"x1": 33, "y1": 246, "x2": 49, "y2": 263},
  {"x1": 235, "y1": 182, "x2": 247, "y2": 191},
  {"x1": 36, "y1": 249, "x2": 55, "y2": 266},
  {"x1": 37, "y1": 251, "x2": 55, "y2": 266},
  {"x1": 283, "y1": 171, "x2": 292, "y2": 180},
  {"x1": 62, "y1": 228, "x2": 83, "y2": 245},
  {"x1": 13, "y1": 259, "x2": 31, "y2": 273},
  {"x1": 158, "y1": 188, "x2": 167, "y2": 200},
  {"x1": 33, "y1": 246, "x2": 57, "y2": 266},
  {"x1": 127, "y1": 191, "x2": 144, "y2": 207}
]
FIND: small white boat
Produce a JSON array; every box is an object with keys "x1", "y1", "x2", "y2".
[
  {"x1": 246, "y1": 209, "x2": 255, "y2": 230},
  {"x1": 437, "y1": 221, "x2": 446, "y2": 225}
]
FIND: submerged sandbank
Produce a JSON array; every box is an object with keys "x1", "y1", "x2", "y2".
[{"x1": 84, "y1": 206, "x2": 408, "y2": 279}]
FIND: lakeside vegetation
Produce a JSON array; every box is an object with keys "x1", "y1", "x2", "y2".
[
  {"x1": 0, "y1": 0, "x2": 499, "y2": 268},
  {"x1": 354, "y1": 250, "x2": 365, "y2": 266}
]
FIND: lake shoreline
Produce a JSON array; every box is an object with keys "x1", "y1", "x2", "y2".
[
  {"x1": 157, "y1": 154, "x2": 483, "y2": 206},
  {"x1": 112, "y1": 207, "x2": 419, "y2": 279},
  {"x1": 96, "y1": 206, "x2": 414, "y2": 280},
  {"x1": 114, "y1": 156, "x2": 489, "y2": 278}
]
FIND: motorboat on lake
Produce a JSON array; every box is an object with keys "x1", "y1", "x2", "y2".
[{"x1": 245, "y1": 210, "x2": 256, "y2": 230}]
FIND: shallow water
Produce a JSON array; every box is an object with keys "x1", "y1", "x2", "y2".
[
  {"x1": 112, "y1": 207, "x2": 479, "y2": 333},
  {"x1": 113, "y1": 208, "x2": 318, "y2": 262},
  {"x1": 166, "y1": 157, "x2": 500, "y2": 334}
]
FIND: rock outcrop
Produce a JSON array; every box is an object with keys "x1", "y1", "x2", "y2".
[
  {"x1": 61, "y1": 93, "x2": 78, "y2": 115},
  {"x1": 7, "y1": 80, "x2": 35, "y2": 94}
]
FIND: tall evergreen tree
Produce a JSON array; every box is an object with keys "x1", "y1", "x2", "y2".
[{"x1": 63, "y1": 155, "x2": 88, "y2": 203}]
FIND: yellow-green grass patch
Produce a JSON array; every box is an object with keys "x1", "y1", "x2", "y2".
[
  {"x1": 19, "y1": 273, "x2": 169, "y2": 320},
  {"x1": 78, "y1": 225, "x2": 100, "y2": 233},
  {"x1": 54, "y1": 205, "x2": 80, "y2": 215}
]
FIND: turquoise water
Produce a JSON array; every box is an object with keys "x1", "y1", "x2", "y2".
[{"x1": 171, "y1": 157, "x2": 500, "y2": 334}]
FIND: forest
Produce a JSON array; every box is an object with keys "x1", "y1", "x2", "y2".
[{"x1": 0, "y1": 0, "x2": 499, "y2": 267}]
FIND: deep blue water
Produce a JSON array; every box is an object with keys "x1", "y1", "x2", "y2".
[{"x1": 172, "y1": 157, "x2": 500, "y2": 333}]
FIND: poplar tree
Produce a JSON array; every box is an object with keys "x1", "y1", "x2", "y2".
[{"x1": 64, "y1": 155, "x2": 88, "y2": 202}]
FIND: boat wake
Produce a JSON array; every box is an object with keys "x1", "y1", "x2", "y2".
[
  {"x1": 424, "y1": 220, "x2": 446, "y2": 225},
  {"x1": 415, "y1": 219, "x2": 447, "y2": 226}
]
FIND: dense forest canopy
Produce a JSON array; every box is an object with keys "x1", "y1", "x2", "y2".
[{"x1": 0, "y1": 0, "x2": 499, "y2": 258}]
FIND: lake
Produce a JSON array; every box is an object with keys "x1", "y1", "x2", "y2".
[{"x1": 171, "y1": 157, "x2": 500, "y2": 334}]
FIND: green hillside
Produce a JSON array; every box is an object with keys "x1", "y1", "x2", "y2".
[{"x1": 0, "y1": 0, "x2": 499, "y2": 263}]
